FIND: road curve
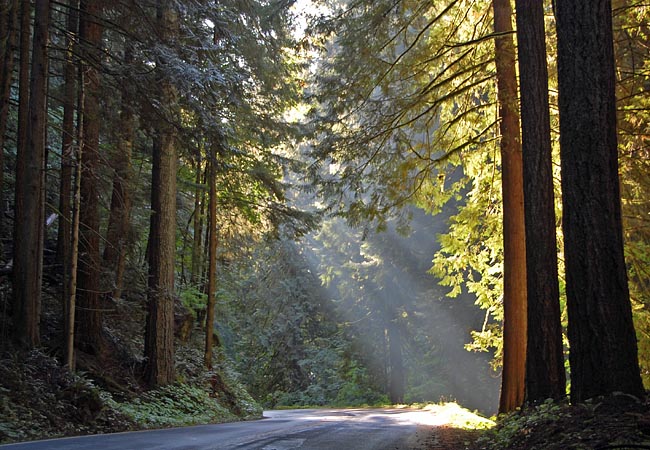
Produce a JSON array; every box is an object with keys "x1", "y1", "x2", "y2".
[{"x1": 0, "y1": 408, "x2": 438, "y2": 450}]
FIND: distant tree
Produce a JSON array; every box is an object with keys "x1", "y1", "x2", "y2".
[
  {"x1": 55, "y1": 0, "x2": 78, "y2": 268},
  {"x1": 12, "y1": 0, "x2": 50, "y2": 348},
  {"x1": 555, "y1": 0, "x2": 644, "y2": 402},
  {"x1": 103, "y1": 44, "x2": 134, "y2": 301},
  {"x1": 515, "y1": 0, "x2": 566, "y2": 403},
  {"x1": 492, "y1": 0, "x2": 527, "y2": 413},
  {"x1": 144, "y1": 0, "x2": 179, "y2": 387},
  {"x1": 204, "y1": 143, "x2": 219, "y2": 369}
]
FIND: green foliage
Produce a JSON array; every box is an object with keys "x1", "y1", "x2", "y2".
[
  {"x1": 179, "y1": 286, "x2": 208, "y2": 319},
  {"x1": 478, "y1": 400, "x2": 564, "y2": 449},
  {"x1": 0, "y1": 351, "x2": 135, "y2": 444},
  {"x1": 107, "y1": 383, "x2": 235, "y2": 428},
  {"x1": 476, "y1": 397, "x2": 650, "y2": 450}
]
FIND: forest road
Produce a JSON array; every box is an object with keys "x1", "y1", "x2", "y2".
[{"x1": 0, "y1": 408, "x2": 440, "y2": 450}]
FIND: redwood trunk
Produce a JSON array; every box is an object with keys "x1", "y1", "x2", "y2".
[
  {"x1": 515, "y1": 0, "x2": 566, "y2": 403},
  {"x1": 144, "y1": 0, "x2": 178, "y2": 387},
  {"x1": 76, "y1": 0, "x2": 104, "y2": 354},
  {"x1": 493, "y1": 0, "x2": 527, "y2": 413},
  {"x1": 13, "y1": 0, "x2": 50, "y2": 348},
  {"x1": 555, "y1": 0, "x2": 644, "y2": 402}
]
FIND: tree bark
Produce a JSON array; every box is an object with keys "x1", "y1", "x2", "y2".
[
  {"x1": 515, "y1": 0, "x2": 566, "y2": 403},
  {"x1": 75, "y1": 0, "x2": 104, "y2": 355},
  {"x1": 144, "y1": 0, "x2": 178, "y2": 387},
  {"x1": 555, "y1": 0, "x2": 644, "y2": 402},
  {"x1": 493, "y1": 0, "x2": 527, "y2": 414},
  {"x1": 12, "y1": 0, "x2": 50, "y2": 348}
]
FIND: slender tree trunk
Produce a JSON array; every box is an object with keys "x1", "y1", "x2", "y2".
[
  {"x1": 493, "y1": 0, "x2": 527, "y2": 414},
  {"x1": 75, "y1": 0, "x2": 104, "y2": 354},
  {"x1": 387, "y1": 321, "x2": 405, "y2": 404},
  {"x1": 66, "y1": 68, "x2": 84, "y2": 370},
  {"x1": 555, "y1": 0, "x2": 644, "y2": 402},
  {"x1": 59, "y1": 1, "x2": 78, "y2": 356},
  {"x1": 204, "y1": 148, "x2": 218, "y2": 369},
  {"x1": 144, "y1": 0, "x2": 178, "y2": 387},
  {"x1": 56, "y1": 0, "x2": 78, "y2": 267},
  {"x1": 12, "y1": 0, "x2": 50, "y2": 348},
  {"x1": 515, "y1": 0, "x2": 566, "y2": 403},
  {"x1": 103, "y1": 45, "x2": 134, "y2": 301},
  {"x1": 0, "y1": 0, "x2": 19, "y2": 235}
]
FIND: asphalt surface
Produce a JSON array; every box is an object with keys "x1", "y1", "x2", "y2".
[{"x1": 0, "y1": 408, "x2": 437, "y2": 450}]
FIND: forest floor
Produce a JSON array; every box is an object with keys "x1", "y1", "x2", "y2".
[
  {"x1": 417, "y1": 395, "x2": 650, "y2": 450},
  {"x1": 0, "y1": 277, "x2": 261, "y2": 445}
]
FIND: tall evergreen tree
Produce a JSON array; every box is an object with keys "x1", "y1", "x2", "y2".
[
  {"x1": 515, "y1": 0, "x2": 566, "y2": 403},
  {"x1": 492, "y1": 0, "x2": 527, "y2": 413},
  {"x1": 555, "y1": 0, "x2": 644, "y2": 402},
  {"x1": 12, "y1": 0, "x2": 50, "y2": 348},
  {"x1": 76, "y1": 0, "x2": 104, "y2": 355},
  {"x1": 144, "y1": 0, "x2": 179, "y2": 387}
]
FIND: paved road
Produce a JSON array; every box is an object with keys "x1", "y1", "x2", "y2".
[{"x1": 0, "y1": 408, "x2": 437, "y2": 450}]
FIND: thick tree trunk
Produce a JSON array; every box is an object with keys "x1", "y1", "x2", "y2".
[
  {"x1": 144, "y1": 0, "x2": 178, "y2": 387},
  {"x1": 75, "y1": 0, "x2": 104, "y2": 355},
  {"x1": 204, "y1": 149, "x2": 218, "y2": 369},
  {"x1": 0, "y1": 0, "x2": 19, "y2": 235},
  {"x1": 12, "y1": 0, "x2": 50, "y2": 348},
  {"x1": 555, "y1": 0, "x2": 644, "y2": 402},
  {"x1": 103, "y1": 46, "x2": 134, "y2": 301},
  {"x1": 515, "y1": 0, "x2": 566, "y2": 403},
  {"x1": 493, "y1": 0, "x2": 527, "y2": 414}
]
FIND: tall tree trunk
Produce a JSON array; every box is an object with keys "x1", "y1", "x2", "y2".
[
  {"x1": 12, "y1": 0, "x2": 50, "y2": 348},
  {"x1": 75, "y1": 0, "x2": 104, "y2": 355},
  {"x1": 59, "y1": 0, "x2": 78, "y2": 357},
  {"x1": 0, "y1": 0, "x2": 19, "y2": 235},
  {"x1": 144, "y1": 0, "x2": 178, "y2": 387},
  {"x1": 493, "y1": 0, "x2": 527, "y2": 414},
  {"x1": 204, "y1": 147, "x2": 218, "y2": 369},
  {"x1": 66, "y1": 68, "x2": 84, "y2": 370},
  {"x1": 103, "y1": 45, "x2": 134, "y2": 301},
  {"x1": 56, "y1": 0, "x2": 78, "y2": 267},
  {"x1": 11, "y1": 0, "x2": 29, "y2": 325},
  {"x1": 515, "y1": 0, "x2": 566, "y2": 403},
  {"x1": 555, "y1": 0, "x2": 644, "y2": 402}
]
